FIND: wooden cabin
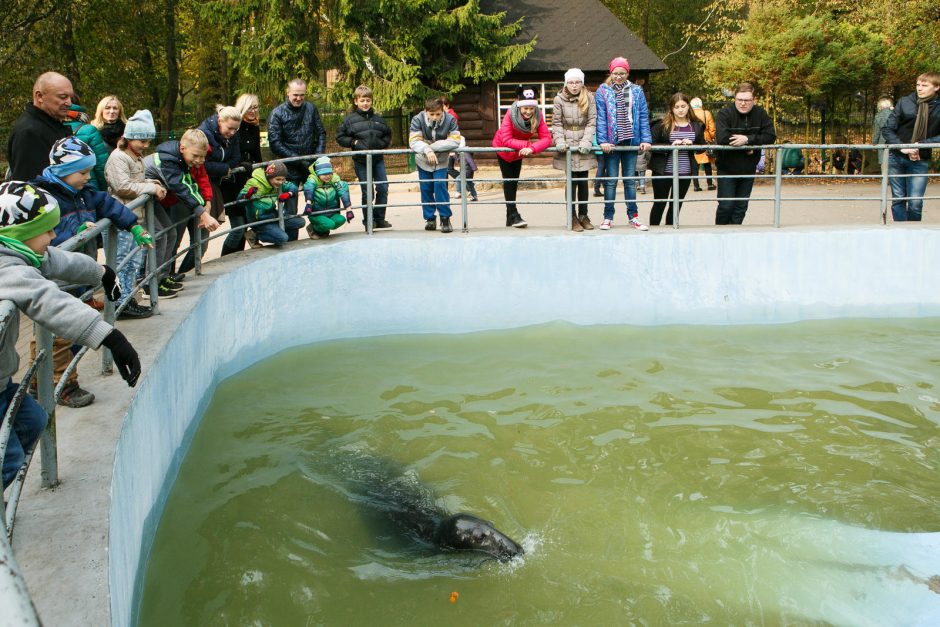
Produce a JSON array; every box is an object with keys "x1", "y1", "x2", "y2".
[{"x1": 454, "y1": 0, "x2": 667, "y2": 153}]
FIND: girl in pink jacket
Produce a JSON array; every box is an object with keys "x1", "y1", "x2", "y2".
[{"x1": 492, "y1": 85, "x2": 551, "y2": 227}]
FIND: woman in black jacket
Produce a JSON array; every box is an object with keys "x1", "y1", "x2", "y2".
[
  {"x1": 648, "y1": 92, "x2": 706, "y2": 226},
  {"x1": 221, "y1": 94, "x2": 264, "y2": 255}
]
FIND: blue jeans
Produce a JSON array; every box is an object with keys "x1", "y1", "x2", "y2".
[
  {"x1": 418, "y1": 167, "x2": 451, "y2": 220},
  {"x1": 2, "y1": 380, "x2": 48, "y2": 488},
  {"x1": 353, "y1": 158, "x2": 389, "y2": 222},
  {"x1": 889, "y1": 152, "x2": 930, "y2": 222},
  {"x1": 253, "y1": 216, "x2": 305, "y2": 247},
  {"x1": 603, "y1": 149, "x2": 639, "y2": 220},
  {"x1": 102, "y1": 229, "x2": 144, "y2": 304}
]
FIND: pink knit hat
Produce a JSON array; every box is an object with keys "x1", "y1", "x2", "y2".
[{"x1": 609, "y1": 57, "x2": 630, "y2": 74}]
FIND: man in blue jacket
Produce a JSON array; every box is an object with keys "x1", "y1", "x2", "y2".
[
  {"x1": 882, "y1": 72, "x2": 940, "y2": 222},
  {"x1": 267, "y1": 79, "x2": 327, "y2": 195}
]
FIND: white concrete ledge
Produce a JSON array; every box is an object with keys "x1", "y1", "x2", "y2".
[{"x1": 109, "y1": 228, "x2": 940, "y2": 625}]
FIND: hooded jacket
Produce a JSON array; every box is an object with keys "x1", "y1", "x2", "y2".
[
  {"x1": 0, "y1": 244, "x2": 112, "y2": 387},
  {"x1": 551, "y1": 89, "x2": 597, "y2": 172},
  {"x1": 302, "y1": 169, "x2": 351, "y2": 213},
  {"x1": 65, "y1": 104, "x2": 111, "y2": 191},
  {"x1": 143, "y1": 141, "x2": 206, "y2": 214},
  {"x1": 238, "y1": 168, "x2": 298, "y2": 222},
  {"x1": 28, "y1": 174, "x2": 138, "y2": 246},
  {"x1": 198, "y1": 113, "x2": 242, "y2": 182}
]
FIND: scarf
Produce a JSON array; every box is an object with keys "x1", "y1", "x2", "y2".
[
  {"x1": 39, "y1": 169, "x2": 79, "y2": 195},
  {"x1": 510, "y1": 103, "x2": 538, "y2": 134},
  {"x1": 613, "y1": 82, "x2": 633, "y2": 143},
  {"x1": 0, "y1": 234, "x2": 44, "y2": 268},
  {"x1": 912, "y1": 94, "x2": 936, "y2": 143}
]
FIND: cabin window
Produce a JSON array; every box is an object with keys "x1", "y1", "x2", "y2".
[{"x1": 497, "y1": 82, "x2": 564, "y2": 125}]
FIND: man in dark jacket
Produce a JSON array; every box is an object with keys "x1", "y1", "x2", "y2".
[
  {"x1": 267, "y1": 79, "x2": 326, "y2": 190},
  {"x1": 714, "y1": 82, "x2": 776, "y2": 225},
  {"x1": 6, "y1": 72, "x2": 74, "y2": 181},
  {"x1": 882, "y1": 72, "x2": 940, "y2": 222}
]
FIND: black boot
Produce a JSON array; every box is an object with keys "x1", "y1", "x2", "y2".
[{"x1": 220, "y1": 243, "x2": 241, "y2": 257}]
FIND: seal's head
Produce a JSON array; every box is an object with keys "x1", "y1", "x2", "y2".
[{"x1": 435, "y1": 513, "x2": 524, "y2": 561}]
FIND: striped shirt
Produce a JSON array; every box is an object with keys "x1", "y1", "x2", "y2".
[
  {"x1": 613, "y1": 84, "x2": 633, "y2": 144},
  {"x1": 664, "y1": 124, "x2": 696, "y2": 175}
]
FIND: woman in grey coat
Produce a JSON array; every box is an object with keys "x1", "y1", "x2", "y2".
[{"x1": 552, "y1": 68, "x2": 598, "y2": 231}]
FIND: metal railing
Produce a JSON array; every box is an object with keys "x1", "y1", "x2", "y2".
[{"x1": 1, "y1": 139, "x2": 938, "y2": 620}]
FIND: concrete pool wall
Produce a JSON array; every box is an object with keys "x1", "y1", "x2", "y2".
[{"x1": 109, "y1": 228, "x2": 940, "y2": 625}]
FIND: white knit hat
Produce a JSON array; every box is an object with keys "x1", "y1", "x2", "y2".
[{"x1": 564, "y1": 68, "x2": 585, "y2": 83}]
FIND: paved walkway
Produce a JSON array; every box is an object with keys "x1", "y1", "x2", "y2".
[{"x1": 8, "y1": 178, "x2": 939, "y2": 625}]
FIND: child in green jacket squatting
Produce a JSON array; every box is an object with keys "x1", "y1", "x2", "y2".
[
  {"x1": 238, "y1": 162, "x2": 305, "y2": 247},
  {"x1": 302, "y1": 156, "x2": 351, "y2": 239},
  {"x1": 0, "y1": 181, "x2": 141, "y2": 489}
]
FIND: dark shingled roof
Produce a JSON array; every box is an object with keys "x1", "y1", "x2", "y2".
[{"x1": 480, "y1": 0, "x2": 667, "y2": 73}]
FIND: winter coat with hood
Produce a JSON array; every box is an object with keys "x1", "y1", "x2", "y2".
[
  {"x1": 492, "y1": 104, "x2": 552, "y2": 163},
  {"x1": 198, "y1": 113, "x2": 242, "y2": 183},
  {"x1": 551, "y1": 88, "x2": 597, "y2": 171},
  {"x1": 238, "y1": 168, "x2": 298, "y2": 222},
  {"x1": 143, "y1": 141, "x2": 207, "y2": 214},
  {"x1": 336, "y1": 107, "x2": 392, "y2": 164},
  {"x1": 0, "y1": 244, "x2": 113, "y2": 387},
  {"x1": 65, "y1": 104, "x2": 111, "y2": 191},
  {"x1": 28, "y1": 173, "x2": 138, "y2": 247},
  {"x1": 595, "y1": 81, "x2": 652, "y2": 146},
  {"x1": 302, "y1": 168, "x2": 351, "y2": 214}
]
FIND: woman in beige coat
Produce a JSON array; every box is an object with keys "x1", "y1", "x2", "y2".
[{"x1": 552, "y1": 68, "x2": 598, "y2": 231}]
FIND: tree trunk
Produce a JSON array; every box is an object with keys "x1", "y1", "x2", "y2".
[
  {"x1": 161, "y1": 0, "x2": 179, "y2": 131},
  {"x1": 62, "y1": 7, "x2": 81, "y2": 93}
]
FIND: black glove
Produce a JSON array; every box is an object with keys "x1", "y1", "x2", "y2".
[
  {"x1": 102, "y1": 329, "x2": 141, "y2": 387},
  {"x1": 239, "y1": 161, "x2": 253, "y2": 172},
  {"x1": 101, "y1": 265, "x2": 122, "y2": 303}
]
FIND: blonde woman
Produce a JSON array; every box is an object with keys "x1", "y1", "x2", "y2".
[
  {"x1": 552, "y1": 68, "x2": 597, "y2": 231},
  {"x1": 92, "y1": 95, "x2": 128, "y2": 151}
]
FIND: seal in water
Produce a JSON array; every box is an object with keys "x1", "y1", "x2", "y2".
[{"x1": 316, "y1": 448, "x2": 524, "y2": 561}]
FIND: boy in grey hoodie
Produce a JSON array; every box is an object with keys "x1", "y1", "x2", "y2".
[
  {"x1": 409, "y1": 98, "x2": 461, "y2": 233},
  {"x1": 0, "y1": 181, "x2": 140, "y2": 489}
]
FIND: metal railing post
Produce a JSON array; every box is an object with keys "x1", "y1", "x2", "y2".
[
  {"x1": 33, "y1": 323, "x2": 58, "y2": 489},
  {"x1": 101, "y1": 224, "x2": 118, "y2": 375},
  {"x1": 144, "y1": 198, "x2": 160, "y2": 314},
  {"x1": 365, "y1": 152, "x2": 374, "y2": 234},
  {"x1": 565, "y1": 148, "x2": 573, "y2": 229},
  {"x1": 277, "y1": 200, "x2": 285, "y2": 231},
  {"x1": 193, "y1": 215, "x2": 203, "y2": 276},
  {"x1": 671, "y1": 147, "x2": 680, "y2": 229},
  {"x1": 773, "y1": 145, "x2": 783, "y2": 228},
  {"x1": 0, "y1": 531, "x2": 41, "y2": 625},
  {"x1": 880, "y1": 147, "x2": 890, "y2": 224},
  {"x1": 459, "y1": 151, "x2": 469, "y2": 233}
]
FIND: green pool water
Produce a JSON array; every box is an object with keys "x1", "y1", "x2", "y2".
[{"x1": 137, "y1": 320, "x2": 940, "y2": 625}]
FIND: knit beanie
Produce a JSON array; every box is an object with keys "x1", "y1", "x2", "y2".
[
  {"x1": 608, "y1": 57, "x2": 630, "y2": 74},
  {"x1": 0, "y1": 181, "x2": 61, "y2": 242},
  {"x1": 313, "y1": 156, "x2": 333, "y2": 176},
  {"x1": 516, "y1": 85, "x2": 540, "y2": 107},
  {"x1": 264, "y1": 161, "x2": 288, "y2": 180},
  {"x1": 124, "y1": 110, "x2": 156, "y2": 140},
  {"x1": 47, "y1": 137, "x2": 96, "y2": 178},
  {"x1": 564, "y1": 68, "x2": 585, "y2": 84}
]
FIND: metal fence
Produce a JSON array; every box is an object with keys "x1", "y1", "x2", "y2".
[{"x1": 1, "y1": 140, "x2": 939, "y2": 620}]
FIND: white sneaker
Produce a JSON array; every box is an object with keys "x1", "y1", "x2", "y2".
[
  {"x1": 629, "y1": 217, "x2": 649, "y2": 231},
  {"x1": 599, "y1": 219, "x2": 613, "y2": 230}
]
